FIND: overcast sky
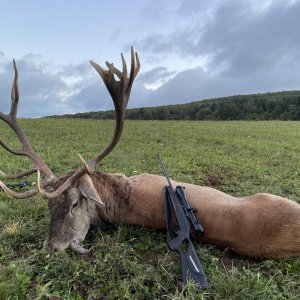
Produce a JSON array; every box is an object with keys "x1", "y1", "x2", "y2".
[{"x1": 0, "y1": 0, "x2": 299, "y2": 117}]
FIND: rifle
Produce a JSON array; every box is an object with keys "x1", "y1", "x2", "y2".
[
  {"x1": 0, "y1": 181, "x2": 30, "y2": 192},
  {"x1": 157, "y1": 154, "x2": 208, "y2": 289}
]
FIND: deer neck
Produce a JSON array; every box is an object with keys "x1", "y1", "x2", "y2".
[
  {"x1": 91, "y1": 172, "x2": 167, "y2": 229},
  {"x1": 91, "y1": 172, "x2": 135, "y2": 224}
]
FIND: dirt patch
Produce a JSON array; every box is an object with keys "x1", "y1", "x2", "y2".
[{"x1": 203, "y1": 175, "x2": 223, "y2": 189}]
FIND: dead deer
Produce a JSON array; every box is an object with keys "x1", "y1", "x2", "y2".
[{"x1": 1, "y1": 48, "x2": 300, "y2": 259}]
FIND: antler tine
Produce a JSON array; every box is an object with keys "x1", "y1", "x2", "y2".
[
  {"x1": 102, "y1": 48, "x2": 140, "y2": 100},
  {"x1": 10, "y1": 59, "x2": 19, "y2": 117},
  {"x1": 105, "y1": 61, "x2": 122, "y2": 80},
  {"x1": 121, "y1": 53, "x2": 128, "y2": 82},
  {"x1": 105, "y1": 53, "x2": 128, "y2": 81},
  {"x1": 127, "y1": 47, "x2": 140, "y2": 96},
  {"x1": 0, "y1": 137, "x2": 24, "y2": 155},
  {"x1": 0, "y1": 60, "x2": 56, "y2": 199},
  {"x1": 0, "y1": 167, "x2": 37, "y2": 179}
]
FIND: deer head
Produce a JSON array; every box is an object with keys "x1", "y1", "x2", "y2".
[{"x1": 0, "y1": 48, "x2": 140, "y2": 253}]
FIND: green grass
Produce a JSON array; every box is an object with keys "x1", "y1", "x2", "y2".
[{"x1": 1, "y1": 119, "x2": 300, "y2": 299}]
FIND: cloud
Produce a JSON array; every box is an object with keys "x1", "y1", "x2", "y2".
[
  {"x1": 1, "y1": 0, "x2": 300, "y2": 118},
  {"x1": 177, "y1": 0, "x2": 220, "y2": 17},
  {"x1": 131, "y1": 0, "x2": 300, "y2": 102},
  {"x1": 137, "y1": 67, "x2": 176, "y2": 88},
  {"x1": 145, "y1": 67, "x2": 208, "y2": 106},
  {"x1": 66, "y1": 73, "x2": 153, "y2": 112},
  {"x1": 198, "y1": 0, "x2": 300, "y2": 77},
  {"x1": 0, "y1": 54, "x2": 68, "y2": 117},
  {"x1": 138, "y1": 0, "x2": 179, "y2": 24},
  {"x1": 65, "y1": 80, "x2": 112, "y2": 113},
  {"x1": 134, "y1": 1, "x2": 300, "y2": 69},
  {"x1": 139, "y1": 62, "x2": 300, "y2": 109},
  {"x1": 0, "y1": 52, "x2": 158, "y2": 117}
]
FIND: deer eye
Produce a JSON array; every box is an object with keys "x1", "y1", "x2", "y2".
[{"x1": 72, "y1": 201, "x2": 79, "y2": 208}]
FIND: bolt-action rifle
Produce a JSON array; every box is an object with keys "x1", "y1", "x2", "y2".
[{"x1": 158, "y1": 155, "x2": 208, "y2": 289}]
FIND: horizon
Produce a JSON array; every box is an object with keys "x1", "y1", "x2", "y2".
[{"x1": 41, "y1": 89, "x2": 299, "y2": 120}]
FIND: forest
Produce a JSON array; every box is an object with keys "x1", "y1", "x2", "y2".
[{"x1": 53, "y1": 90, "x2": 300, "y2": 121}]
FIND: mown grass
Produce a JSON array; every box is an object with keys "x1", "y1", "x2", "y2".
[{"x1": 1, "y1": 119, "x2": 300, "y2": 299}]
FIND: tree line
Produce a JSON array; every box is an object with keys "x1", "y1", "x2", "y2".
[{"x1": 52, "y1": 90, "x2": 300, "y2": 120}]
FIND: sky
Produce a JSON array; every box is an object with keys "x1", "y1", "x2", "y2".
[{"x1": 0, "y1": 0, "x2": 299, "y2": 117}]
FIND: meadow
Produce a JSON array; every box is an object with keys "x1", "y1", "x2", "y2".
[{"x1": 1, "y1": 119, "x2": 300, "y2": 299}]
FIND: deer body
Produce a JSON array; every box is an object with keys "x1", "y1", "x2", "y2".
[
  {"x1": 80, "y1": 172, "x2": 300, "y2": 259},
  {"x1": 1, "y1": 49, "x2": 300, "y2": 260}
]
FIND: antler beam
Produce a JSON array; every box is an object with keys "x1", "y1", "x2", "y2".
[{"x1": 0, "y1": 60, "x2": 56, "y2": 198}]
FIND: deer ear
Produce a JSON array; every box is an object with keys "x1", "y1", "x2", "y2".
[{"x1": 78, "y1": 174, "x2": 104, "y2": 206}]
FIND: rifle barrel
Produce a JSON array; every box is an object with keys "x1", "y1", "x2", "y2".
[{"x1": 157, "y1": 154, "x2": 173, "y2": 188}]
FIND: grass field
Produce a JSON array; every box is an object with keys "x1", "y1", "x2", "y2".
[{"x1": 1, "y1": 119, "x2": 300, "y2": 299}]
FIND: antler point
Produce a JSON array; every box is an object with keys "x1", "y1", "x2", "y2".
[
  {"x1": 0, "y1": 170, "x2": 7, "y2": 178},
  {"x1": 37, "y1": 170, "x2": 42, "y2": 192},
  {"x1": 78, "y1": 153, "x2": 93, "y2": 175}
]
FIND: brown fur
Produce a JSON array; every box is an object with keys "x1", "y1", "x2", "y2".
[{"x1": 46, "y1": 171, "x2": 300, "y2": 259}]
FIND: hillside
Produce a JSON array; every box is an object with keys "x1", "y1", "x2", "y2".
[{"x1": 51, "y1": 90, "x2": 300, "y2": 120}]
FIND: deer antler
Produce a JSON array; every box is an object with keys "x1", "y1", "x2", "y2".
[
  {"x1": 0, "y1": 168, "x2": 38, "y2": 179},
  {"x1": 87, "y1": 47, "x2": 140, "y2": 171},
  {"x1": 0, "y1": 60, "x2": 56, "y2": 198},
  {"x1": 37, "y1": 48, "x2": 140, "y2": 199}
]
